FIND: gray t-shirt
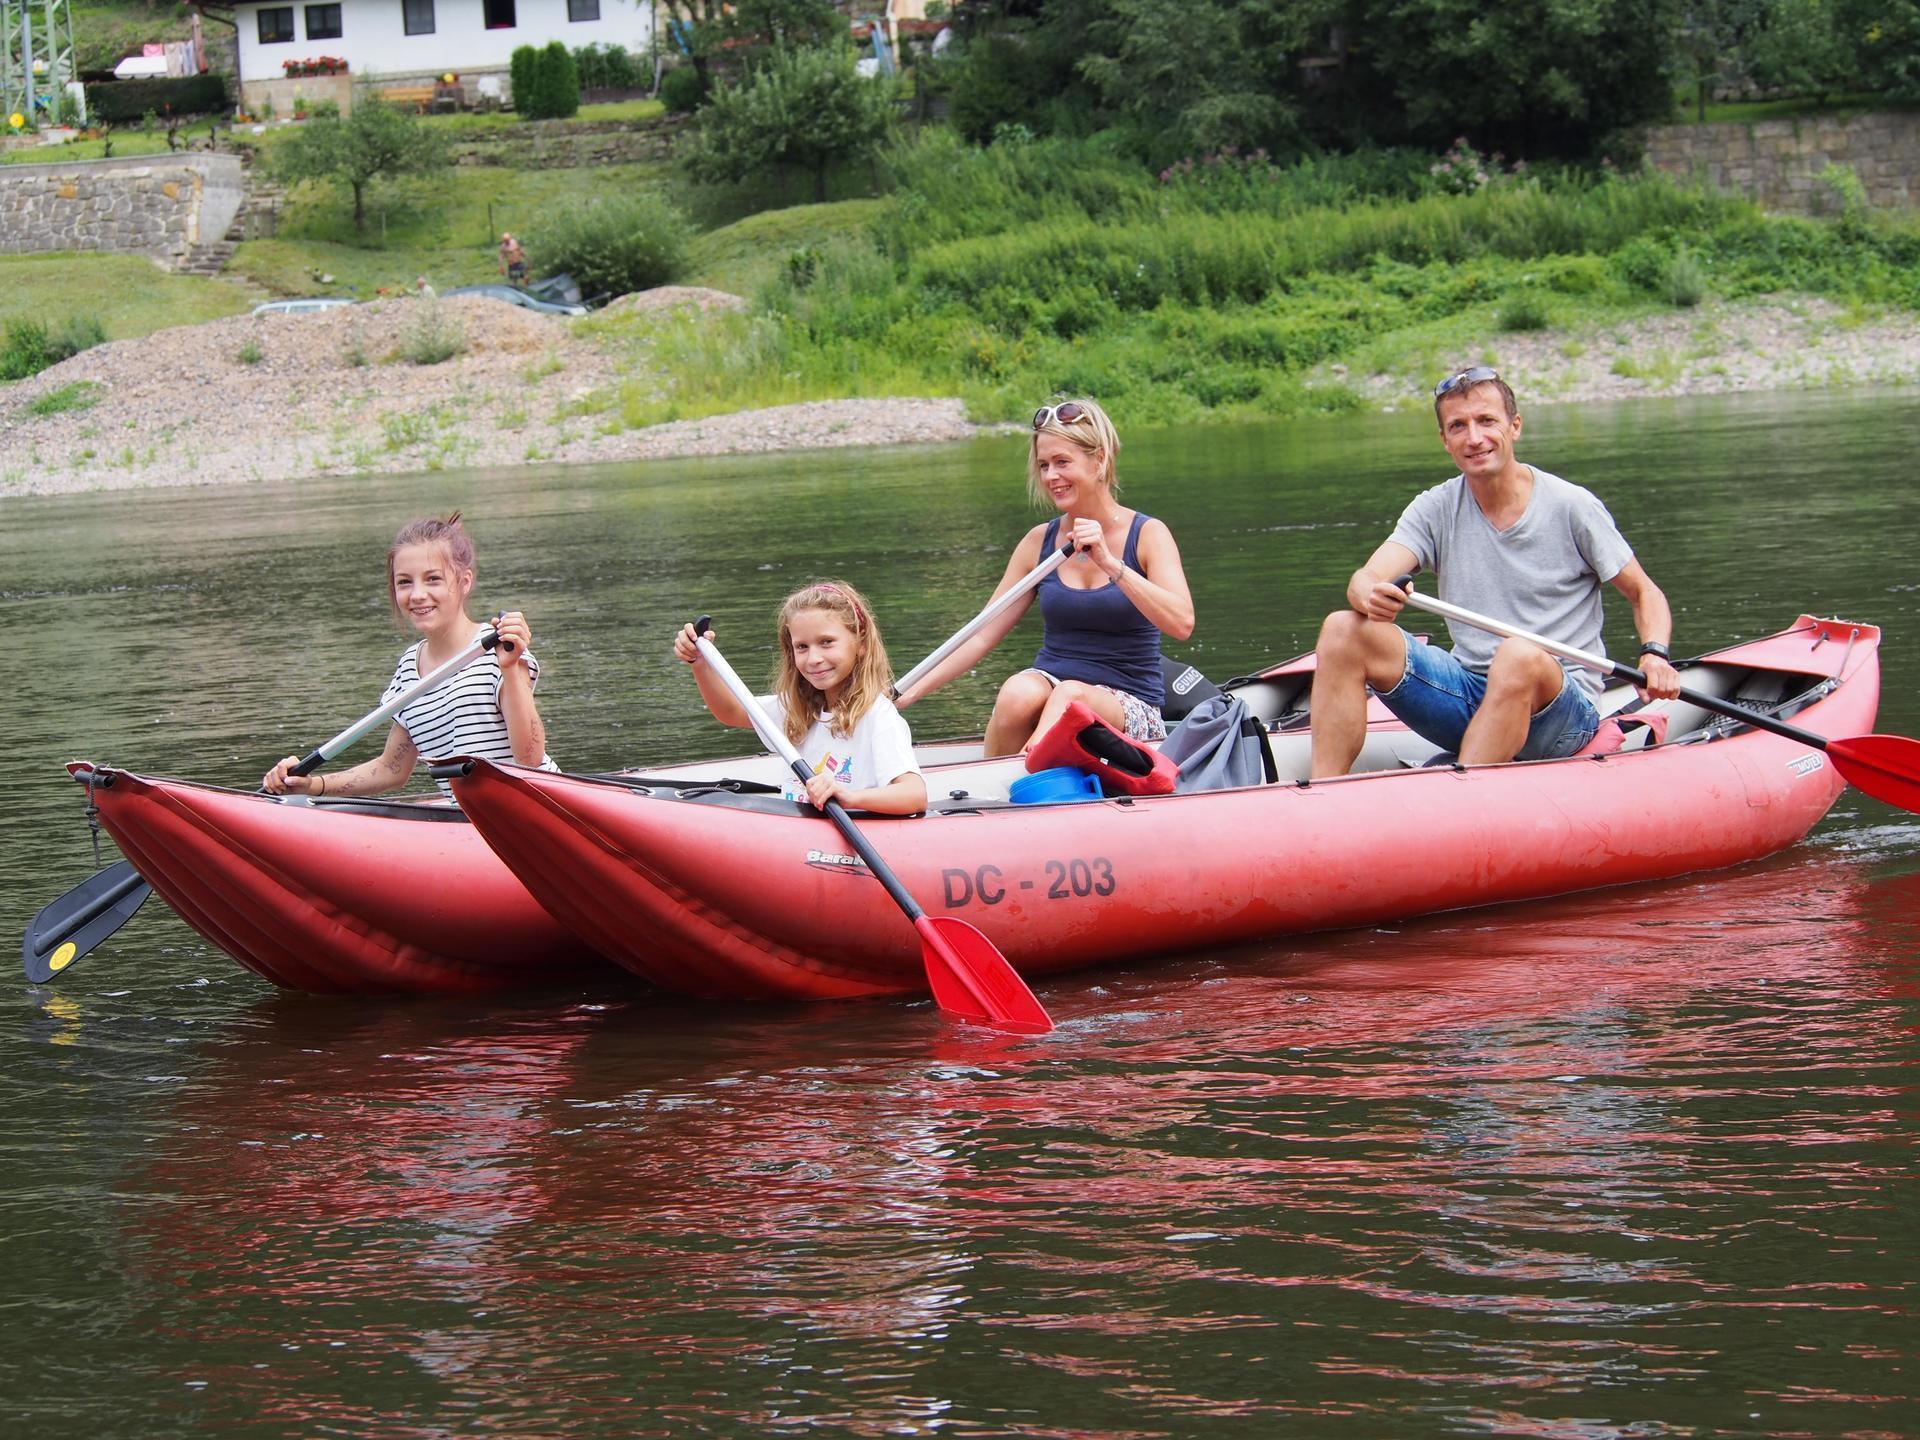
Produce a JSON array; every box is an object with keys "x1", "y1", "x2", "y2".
[{"x1": 1388, "y1": 467, "x2": 1634, "y2": 696}]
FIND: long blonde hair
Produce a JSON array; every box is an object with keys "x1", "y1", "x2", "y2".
[
  {"x1": 1027, "y1": 396, "x2": 1121, "y2": 505},
  {"x1": 772, "y1": 580, "x2": 893, "y2": 745}
]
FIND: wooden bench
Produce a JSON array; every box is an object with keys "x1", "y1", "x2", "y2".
[{"x1": 380, "y1": 84, "x2": 436, "y2": 114}]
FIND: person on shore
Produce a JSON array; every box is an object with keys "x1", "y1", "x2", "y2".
[
  {"x1": 497, "y1": 232, "x2": 528, "y2": 285},
  {"x1": 897, "y1": 397, "x2": 1194, "y2": 756},
  {"x1": 263, "y1": 513, "x2": 556, "y2": 800},
  {"x1": 1308, "y1": 366, "x2": 1681, "y2": 778},
  {"x1": 673, "y1": 581, "x2": 928, "y2": 816},
  {"x1": 414, "y1": 275, "x2": 436, "y2": 299}
]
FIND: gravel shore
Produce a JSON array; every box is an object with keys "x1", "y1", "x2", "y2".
[
  {"x1": 0, "y1": 291, "x2": 978, "y2": 499},
  {"x1": 4, "y1": 291, "x2": 1917, "y2": 499}
]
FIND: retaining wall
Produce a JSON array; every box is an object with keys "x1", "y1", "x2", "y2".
[
  {"x1": 0, "y1": 153, "x2": 245, "y2": 267},
  {"x1": 1643, "y1": 111, "x2": 1920, "y2": 213}
]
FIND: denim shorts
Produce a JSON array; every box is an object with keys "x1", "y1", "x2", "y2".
[{"x1": 1376, "y1": 633, "x2": 1600, "y2": 760}]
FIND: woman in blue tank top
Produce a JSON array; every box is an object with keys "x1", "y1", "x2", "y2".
[{"x1": 897, "y1": 397, "x2": 1194, "y2": 755}]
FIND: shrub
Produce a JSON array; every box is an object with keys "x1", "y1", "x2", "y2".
[
  {"x1": 84, "y1": 74, "x2": 228, "y2": 123},
  {"x1": 1, "y1": 314, "x2": 105, "y2": 381},
  {"x1": 532, "y1": 190, "x2": 691, "y2": 300},
  {"x1": 510, "y1": 45, "x2": 540, "y2": 114},
  {"x1": 1497, "y1": 292, "x2": 1553, "y2": 331},
  {"x1": 525, "y1": 40, "x2": 580, "y2": 121},
  {"x1": 236, "y1": 339, "x2": 264, "y2": 365},
  {"x1": 397, "y1": 301, "x2": 467, "y2": 365},
  {"x1": 1664, "y1": 251, "x2": 1708, "y2": 308},
  {"x1": 681, "y1": 44, "x2": 895, "y2": 204},
  {"x1": 660, "y1": 64, "x2": 705, "y2": 114},
  {"x1": 573, "y1": 43, "x2": 641, "y2": 92}
]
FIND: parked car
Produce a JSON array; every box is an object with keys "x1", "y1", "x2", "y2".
[
  {"x1": 251, "y1": 298, "x2": 358, "y2": 317},
  {"x1": 443, "y1": 284, "x2": 589, "y2": 318}
]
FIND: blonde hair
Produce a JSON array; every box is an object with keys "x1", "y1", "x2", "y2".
[
  {"x1": 1027, "y1": 396, "x2": 1121, "y2": 505},
  {"x1": 386, "y1": 512, "x2": 475, "y2": 624},
  {"x1": 773, "y1": 580, "x2": 894, "y2": 746}
]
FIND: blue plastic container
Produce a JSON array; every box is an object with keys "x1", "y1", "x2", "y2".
[{"x1": 1008, "y1": 766, "x2": 1103, "y2": 805}]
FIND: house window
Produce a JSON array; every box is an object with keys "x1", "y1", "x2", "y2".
[
  {"x1": 568, "y1": 0, "x2": 600, "y2": 20},
  {"x1": 403, "y1": 0, "x2": 434, "y2": 35},
  {"x1": 304, "y1": 3, "x2": 342, "y2": 40},
  {"x1": 484, "y1": 0, "x2": 517, "y2": 30},
  {"x1": 257, "y1": 6, "x2": 295, "y2": 44}
]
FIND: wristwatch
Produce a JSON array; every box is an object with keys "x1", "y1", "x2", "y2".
[{"x1": 1637, "y1": 640, "x2": 1671, "y2": 661}]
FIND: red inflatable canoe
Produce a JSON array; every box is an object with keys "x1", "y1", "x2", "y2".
[
  {"x1": 446, "y1": 616, "x2": 1879, "y2": 1002},
  {"x1": 63, "y1": 732, "x2": 1016, "y2": 994}
]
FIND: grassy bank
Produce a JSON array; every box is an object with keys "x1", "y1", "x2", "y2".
[
  {"x1": 572, "y1": 130, "x2": 1919, "y2": 428},
  {"x1": 0, "y1": 254, "x2": 252, "y2": 337}
]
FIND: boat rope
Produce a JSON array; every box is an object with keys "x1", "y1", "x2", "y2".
[{"x1": 81, "y1": 767, "x2": 105, "y2": 870}]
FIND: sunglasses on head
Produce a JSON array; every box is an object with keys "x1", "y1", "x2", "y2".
[
  {"x1": 1033, "y1": 402, "x2": 1089, "y2": 430},
  {"x1": 1433, "y1": 366, "x2": 1501, "y2": 399}
]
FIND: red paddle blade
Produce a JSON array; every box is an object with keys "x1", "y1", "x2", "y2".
[
  {"x1": 915, "y1": 915, "x2": 1053, "y2": 1034},
  {"x1": 1828, "y1": 733, "x2": 1920, "y2": 814}
]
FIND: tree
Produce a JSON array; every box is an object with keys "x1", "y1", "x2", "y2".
[
  {"x1": 681, "y1": 45, "x2": 897, "y2": 202},
  {"x1": 725, "y1": 0, "x2": 843, "y2": 48},
  {"x1": 272, "y1": 103, "x2": 450, "y2": 232},
  {"x1": 510, "y1": 44, "x2": 540, "y2": 114},
  {"x1": 532, "y1": 40, "x2": 581, "y2": 119}
]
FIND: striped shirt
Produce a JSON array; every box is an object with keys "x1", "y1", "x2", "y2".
[{"x1": 382, "y1": 631, "x2": 557, "y2": 798}]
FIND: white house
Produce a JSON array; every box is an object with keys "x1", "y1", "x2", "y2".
[{"x1": 203, "y1": 0, "x2": 654, "y2": 114}]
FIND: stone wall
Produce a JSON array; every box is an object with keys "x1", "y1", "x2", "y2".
[
  {"x1": 0, "y1": 154, "x2": 246, "y2": 268},
  {"x1": 1643, "y1": 111, "x2": 1920, "y2": 213},
  {"x1": 449, "y1": 116, "x2": 686, "y2": 168}
]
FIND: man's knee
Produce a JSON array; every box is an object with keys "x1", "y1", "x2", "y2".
[{"x1": 1485, "y1": 639, "x2": 1562, "y2": 702}]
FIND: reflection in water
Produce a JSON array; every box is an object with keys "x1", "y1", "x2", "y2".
[{"x1": 81, "y1": 851, "x2": 1916, "y2": 1437}]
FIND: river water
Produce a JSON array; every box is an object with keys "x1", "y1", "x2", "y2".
[{"x1": 3, "y1": 393, "x2": 1917, "y2": 1437}]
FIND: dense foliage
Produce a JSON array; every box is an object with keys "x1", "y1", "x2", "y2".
[
  {"x1": 530, "y1": 191, "x2": 693, "y2": 299},
  {"x1": 681, "y1": 45, "x2": 897, "y2": 203},
  {"x1": 271, "y1": 104, "x2": 451, "y2": 231},
  {"x1": 933, "y1": 0, "x2": 1920, "y2": 162},
  {"x1": 1, "y1": 314, "x2": 105, "y2": 382}
]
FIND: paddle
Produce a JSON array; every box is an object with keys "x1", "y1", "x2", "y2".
[
  {"x1": 692, "y1": 617, "x2": 1054, "y2": 1034},
  {"x1": 1395, "y1": 580, "x2": 1920, "y2": 813},
  {"x1": 889, "y1": 542, "x2": 1074, "y2": 701},
  {"x1": 23, "y1": 625, "x2": 511, "y2": 985}
]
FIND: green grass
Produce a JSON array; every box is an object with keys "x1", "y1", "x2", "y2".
[
  {"x1": 24, "y1": 380, "x2": 106, "y2": 415},
  {"x1": 0, "y1": 132, "x2": 182, "y2": 165},
  {"x1": 0, "y1": 254, "x2": 254, "y2": 340},
  {"x1": 230, "y1": 159, "x2": 677, "y2": 297},
  {"x1": 1681, "y1": 92, "x2": 1910, "y2": 125},
  {"x1": 685, "y1": 199, "x2": 887, "y2": 295}
]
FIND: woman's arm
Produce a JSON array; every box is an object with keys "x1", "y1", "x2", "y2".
[
  {"x1": 894, "y1": 528, "x2": 1048, "y2": 707},
  {"x1": 263, "y1": 723, "x2": 419, "y2": 797},
  {"x1": 672, "y1": 621, "x2": 757, "y2": 729},
  {"x1": 494, "y1": 611, "x2": 547, "y2": 765},
  {"x1": 802, "y1": 769, "x2": 929, "y2": 816},
  {"x1": 1078, "y1": 517, "x2": 1194, "y2": 641}
]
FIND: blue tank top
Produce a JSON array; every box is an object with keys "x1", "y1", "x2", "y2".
[{"x1": 1032, "y1": 513, "x2": 1165, "y2": 707}]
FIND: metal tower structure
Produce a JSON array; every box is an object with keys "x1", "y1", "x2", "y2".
[{"x1": 1, "y1": 0, "x2": 79, "y2": 127}]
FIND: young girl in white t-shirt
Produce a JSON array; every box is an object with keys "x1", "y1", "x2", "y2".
[
  {"x1": 673, "y1": 580, "x2": 927, "y2": 816},
  {"x1": 262, "y1": 513, "x2": 556, "y2": 800}
]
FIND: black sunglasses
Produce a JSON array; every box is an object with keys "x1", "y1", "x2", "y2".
[
  {"x1": 1434, "y1": 366, "x2": 1501, "y2": 399},
  {"x1": 1033, "y1": 402, "x2": 1088, "y2": 430}
]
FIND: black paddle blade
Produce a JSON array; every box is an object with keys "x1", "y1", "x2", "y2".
[
  {"x1": 22, "y1": 859, "x2": 151, "y2": 984},
  {"x1": 1829, "y1": 734, "x2": 1920, "y2": 814}
]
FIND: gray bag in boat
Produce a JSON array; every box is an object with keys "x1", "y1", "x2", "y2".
[{"x1": 1159, "y1": 694, "x2": 1278, "y2": 793}]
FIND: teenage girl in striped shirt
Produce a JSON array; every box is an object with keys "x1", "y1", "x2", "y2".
[{"x1": 262, "y1": 513, "x2": 556, "y2": 800}]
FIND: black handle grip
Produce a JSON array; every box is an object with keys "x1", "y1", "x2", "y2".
[
  {"x1": 426, "y1": 760, "x2": 476, "y2": 780},
  {"x1": 287, "y1": 747, "x2": 327, "y2": 778},
  {"x1": 485, "y1": 613, "x2": 513, "y2": 654},
  {"x1": 694, "y1": 615, "x2": 713, "y2": 637},
  {"x1": 1391, "y1": 572, "x2": 1416, "y2": 590}
]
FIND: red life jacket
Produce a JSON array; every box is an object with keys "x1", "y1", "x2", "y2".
[{"x1": 1025, "y1": 700, "x2": 1179, "y2": 797}]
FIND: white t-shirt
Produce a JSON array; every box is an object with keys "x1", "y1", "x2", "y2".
[
  {"x1": 757, "y1": 694, "x2": 920, "y2": 803},
  {"x1": 383, "y1": 630, "x2": 558, "y2": 798}
]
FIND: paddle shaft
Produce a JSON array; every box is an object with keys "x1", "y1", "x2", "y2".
[
  {"x1": 689, "y1": 620, "x2": 1051, "y2": 1032},
  {"x1": 1398, "y1": 584, "x2": 1843, "y2": 752},
  {"x1": 692, "y1": 626, "x2": 930, "y2": 922},
  {"x1": 25, "y1": 625, "x2": 509, "y2": 980},
  {"x1": 890, "y1": 543, "x2": 1074, "y2": 701},
  {"x1": 288, "y1": 628, "x2": 502, "y2": 776}
]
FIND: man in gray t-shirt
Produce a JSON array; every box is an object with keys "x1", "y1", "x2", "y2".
[{"x1": 1308, "y1": 368, "x2": 1682, "y2": 777}]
